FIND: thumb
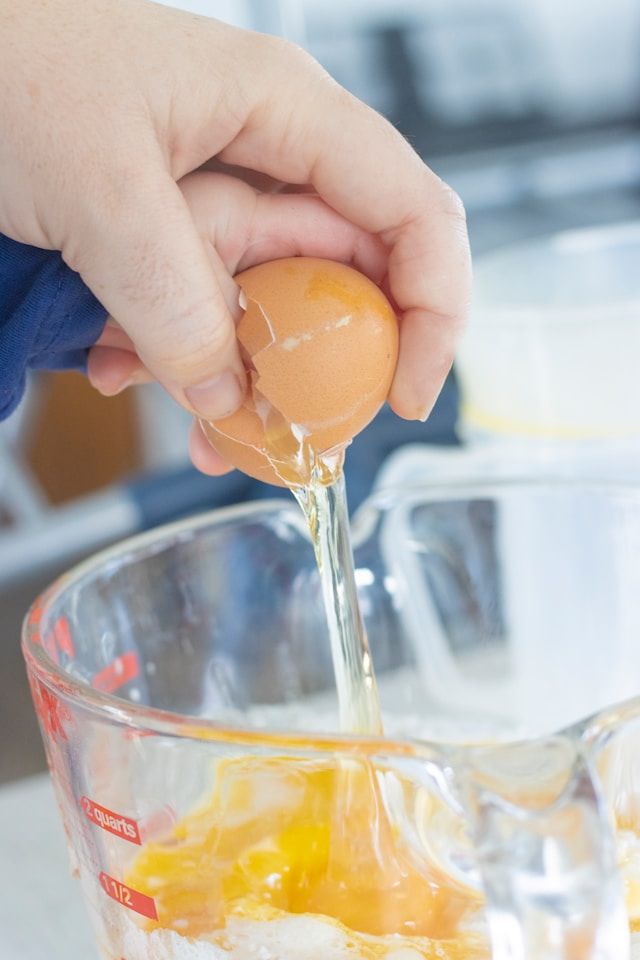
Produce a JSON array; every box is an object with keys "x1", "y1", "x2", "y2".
[{"x1": 67, "y1": 167, "x2": 246, "y2": 419}]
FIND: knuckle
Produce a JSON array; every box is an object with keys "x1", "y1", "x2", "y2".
[
  {"x1": 64, "y1": 159, "x2": 161, "y2": 272},
  {"x1": 438, "y1": 182, "x2": 467, "y2": 226},
  {"x1": 431, "y1": 309, "x2": 466, "y2": 345},
  {"x1": 440, "y1": 350, "x2": 456, "y2": 382},
  {"x1": 151, "y1": 296, "x2": 236, "y2": 378},
  {"x1": 272, "y1": 36, "x2": 320, "y2": 71},
  {"x1": 94, "y1": 162, "x2": 158, "y2": 224},
  {"x1": 265, "y1": 34, "x2": 333, "y2": 92}
]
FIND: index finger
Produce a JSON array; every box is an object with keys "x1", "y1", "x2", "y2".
[{"x1": 221, "y1": 40, "x2": 471, "y2": 420}]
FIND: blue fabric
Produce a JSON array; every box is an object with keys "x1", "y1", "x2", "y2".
[{"x1": 0, "y1": 233, "x2": 107, "y2": 419}]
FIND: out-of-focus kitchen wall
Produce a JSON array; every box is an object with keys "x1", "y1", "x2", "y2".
[
  {"x1": 157, "y1": 0, "x2": 640, "y2": 254},
  {"x1": 2, "y1": 0, "x2": 640, "y2": 784},
  {"x1": 303, "y1": 0, "x2": 640, "y2": 245},
  {"x1": 304, "y1": 0, "x2": 640, "y2": 120}
]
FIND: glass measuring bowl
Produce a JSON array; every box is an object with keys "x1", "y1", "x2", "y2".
[{"x1": 22, "y1": 480, "x2": 640, "y2": 959}]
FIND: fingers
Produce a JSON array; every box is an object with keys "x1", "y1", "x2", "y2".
[
  {"x1": 220, "y1": 43, "x2": 471, "y2": 419},
  {"x1": 390, "y1": 308, "x2": 457, "y2": 421},
  {"x1": 67, "y1": 165, "x2": 247, "y2": 420},
  {"x1": 89, "y1": 172, "x2": 390, "y2": 427},
  {"x1": 87, "y1": 345, "x2": 153, "y2": 395},
  {"x1": 237, "y1": 192, "x2": 388, "y2": 281},
  {"x1": 180, "y1": 171, "x2": 387, "y2": 283},
  {"x1": 89, "y1": 348, "x2": 236, "y2": 479},
  {"x1": 87, "y1": 345, "x2": 236, "y2": 479},
  {"x1": 188, "y1": 420, "x2": 235, "y2": 476},
  {"x1": 94, "y1": 320, "x2": 137, "y2": 353},
  {"x1": 383, "y1": 189, "x2": 470, "y2": 419},
  {"x1": 196, "y1": 157, "x2": 288, "y2": 194},
  {"x1": 88, "y1": 342, "x2": 237, "y2": 480}
]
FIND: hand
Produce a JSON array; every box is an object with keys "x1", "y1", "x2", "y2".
[
  {"x1": 0, "y1": 0, "x2": 470, "y2": 471},
  {"x1": 90, "y1": 169, "x2": 390, "y2": 474}
]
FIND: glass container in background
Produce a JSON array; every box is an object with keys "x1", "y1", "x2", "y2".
[{"x1": 456, "y1": 221, "x2": 640, "y2": 476}]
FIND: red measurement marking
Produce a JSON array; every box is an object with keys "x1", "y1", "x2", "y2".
[
  {"x1": 92, "y1": 651, "x2": 140, "y2": 693},
  {"x1": 123, "y1": 728, "x2": 155, "y2": 741},
  {"x1": 81, "y1": 797, "x2": 141, "y2": 845},
  {"x1": 28, "y1": 601, "x2": 44, "y2": 630},
  {"x1": 31, "y1": 677, "x2": 72, "y2": 741},
  {"x1": 53, "y1": 616, "x2": 75, "y2": 658},
  {"x1": 40, "y1": 616, "x2": 75, "y2": 665},
  {"x1": 99, "y1": 872, "x2": 157, "y2": 921}
]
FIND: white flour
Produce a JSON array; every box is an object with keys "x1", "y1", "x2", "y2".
[{"x1": 119, "y1": 914, "x2": 437, "y2": 960}]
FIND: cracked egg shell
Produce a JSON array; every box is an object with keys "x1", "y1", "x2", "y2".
[{"x1": 201, "y1": 257, "x2": 398, "y2": 487}]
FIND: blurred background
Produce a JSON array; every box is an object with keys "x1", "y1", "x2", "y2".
[{"x1": 2, "y1": 0, "x2": 640, "y2": 784}]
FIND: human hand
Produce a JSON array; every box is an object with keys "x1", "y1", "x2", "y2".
[
  {"x1": 90, "y1": 168, "x2": 393, "y2": 474},
  {"x1": 0, "y1": 0, "x2": 470, "y2": 471}
]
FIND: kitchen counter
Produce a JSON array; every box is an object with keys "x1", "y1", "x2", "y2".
[{"x1": 0, "y1": 775, "x2": 95, "y2": 960}]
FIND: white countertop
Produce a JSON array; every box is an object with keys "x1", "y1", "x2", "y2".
[{"x1": 0, "y1": 775, "x2": 96, "y2": 960}]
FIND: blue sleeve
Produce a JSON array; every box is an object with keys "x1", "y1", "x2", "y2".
[{"x1": 0, "y1": 233, "x2": 108, "y2": 419}]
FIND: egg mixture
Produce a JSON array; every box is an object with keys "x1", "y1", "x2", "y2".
[{"x1": 123, "y1": 755, "x2": 485, "y2": 959}]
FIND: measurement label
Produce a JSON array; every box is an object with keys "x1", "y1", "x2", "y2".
[
  {"x1": 99, "y1": 872, "x2": 157, "y2": 920},
  {"x1": 53, "y1": 616, "x2": 75, "y2": 658},
  {"x1": 81, "y1": 796, "x2": 141, "y2": 845},
  {"x1": 92, "y1": 651, "x2": 140, "y2": 693},
  {"x1": 42, "y1": 616, "x2": 76, "y2": 665}
]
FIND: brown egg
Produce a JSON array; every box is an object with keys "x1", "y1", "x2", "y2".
[{"x1": 201, "y1": 257, "x2": 398, "y2": 487}]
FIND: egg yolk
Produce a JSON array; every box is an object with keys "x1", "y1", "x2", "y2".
[{"x1": 125, "y1": 757, "x2": 482, "y2": 956}]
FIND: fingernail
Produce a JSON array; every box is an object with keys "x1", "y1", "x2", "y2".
[
  {"x1": 185, "y1": 370, "x2": 244, "y2": 419},
  {"x1": 415, "y1": 401, "x2": 435, "y2": 423},
  {"x1": 216, "y1": 277, "x2": 243, "y2": 322},
  {"x1": 97, "y1": 375, "x2": 130, "y2": 397},
  {"x1": 106, "y1": 370, "x2": 147, "y2": 395},
  {"x1": 125, "y1": 369, "x2": 150, "y2": 388}
]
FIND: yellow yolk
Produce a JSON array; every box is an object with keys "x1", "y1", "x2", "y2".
[{"x1": 126, "y1": 757, "x2": 482, "y2": 953}]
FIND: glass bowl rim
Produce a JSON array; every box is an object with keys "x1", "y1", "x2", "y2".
[{"x1": 22, "y1": 477, "x2": 640, "y2": 757}]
